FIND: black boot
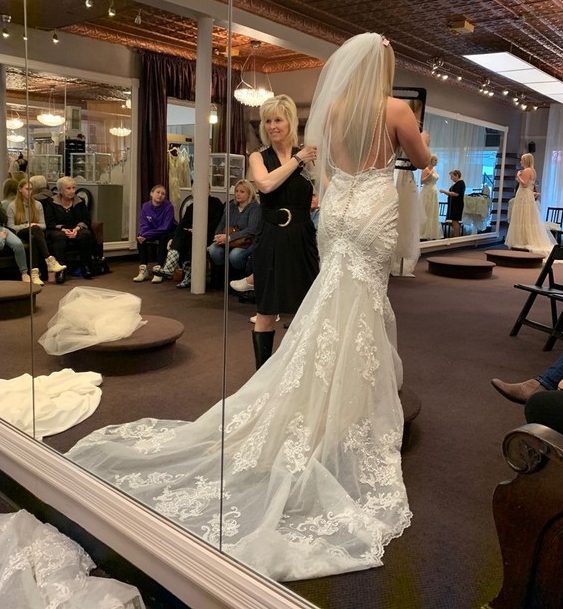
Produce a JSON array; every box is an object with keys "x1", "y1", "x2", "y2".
[{"x1": 252, "y1": 330, "x2": 275, "y2": 369}]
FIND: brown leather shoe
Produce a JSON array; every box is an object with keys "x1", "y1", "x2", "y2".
[{"x1": 490, "y1": 378, "x2": 544, "y2": 404}]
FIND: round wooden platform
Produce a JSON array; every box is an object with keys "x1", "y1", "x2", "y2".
[
  {"x1": 484, "y1": 249, "x2": 544, "y2": 268},
  {"x1": 427, "y1": 256, "x2": 495, "y2": 279},
  {"x1": 0, "y1": 281, "x2": 41, "y2": 320},
  {"x1": 399, "y1": 385, "x2": 421, "y2": 451},
  {"x1": 61, "y1": 314, "x2": 185, "y2": 375}
]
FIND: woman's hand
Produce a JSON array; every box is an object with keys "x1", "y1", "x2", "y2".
[
  {"x1": 214, "y1": 233, "x2": 227, "y2": 245},
  {"x1": 137, "y1": 235, "x2": 146, "y2": 244},
  {"x1": 296, "y1": 145, "x2": 317, "y2": 164}
]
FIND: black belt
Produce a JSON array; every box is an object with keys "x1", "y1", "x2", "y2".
[{"x1": 262, "y1": 208, "x2": 311, "y2": 227}]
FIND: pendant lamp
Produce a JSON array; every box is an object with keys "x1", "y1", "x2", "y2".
[
  {"x1": 37, "y1": 87, "x2": 65, "y2": 127},
  {"x1": 234, "y1": 41, "x2": 274, "y2": 107}
]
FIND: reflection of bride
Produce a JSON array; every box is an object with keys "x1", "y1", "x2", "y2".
[
  {"x1": 505, "y1": 152, "x2": 555, "y2": 255},
  {"x1": 419, "y1": 154, "x2": 442, "y2": 240},
  {"x1": 67, "y1": 33, "x2": 431, "y2": 581}
]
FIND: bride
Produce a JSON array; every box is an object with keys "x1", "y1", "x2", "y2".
[{"x1": 67, "y1": 33, "x2": 431, "y2": 582}]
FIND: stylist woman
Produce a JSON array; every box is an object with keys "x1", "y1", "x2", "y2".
[{"x1": 249, "y1": 94, "x2": 319, "y2": 368}]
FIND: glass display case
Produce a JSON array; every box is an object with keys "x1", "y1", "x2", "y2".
[
  {"x1": 29, "y1": 154, "x2": 62, "y2": 182},
  {"x1": 70, "y1": 152, "x2": 112, "y2": 184},
  {"x1": 209, "y1": 153, "x2": 245, "y2": 190}
]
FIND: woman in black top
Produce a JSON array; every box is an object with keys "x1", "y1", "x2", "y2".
[
  {"x1": 440, "y1": 169, "x2": 465, "y2": 237},
  {"x1": 248, "y1": 94, "x2": 319, "y2": 368}
]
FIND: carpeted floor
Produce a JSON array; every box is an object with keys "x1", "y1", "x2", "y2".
[{"x1": 2, "y1": 248, "x2": 560, "y2": 609}]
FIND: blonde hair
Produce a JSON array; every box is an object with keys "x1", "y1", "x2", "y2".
[
  {"x1": 14, "y1": 178, "x2": 40, "y2": 225},
  {"x1": 259, "y1": 94, "x2": 299, "y2": 148},
  {"x1": 57, "y1": 176, "x2": 76, "y2": 192},
  {"x1": 234, "y1": 179, "x2": 257, "y2": 202},
  {"x1": 30, "y1": 175, "x2": 48, "y2": 193},
  {"x1": 521, "y1": 153, "x2": 534, "y2": 169},
  {"x1": 430, "y1": 154, "x2": 438, "y2": 164},
  {"x1": 450, "y1": 169, "x2": 462, "y2": 179}
]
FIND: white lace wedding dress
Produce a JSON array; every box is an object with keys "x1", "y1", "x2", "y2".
[
  {"x1": 420, "y1": 170, "x2": 442, "y2": 240},
  {"x1": 67, "y1": 163, "x2": 412, "y2": 581},
  {"x1": 505, "y1": 181, "x2": 555, "y2": 255}
]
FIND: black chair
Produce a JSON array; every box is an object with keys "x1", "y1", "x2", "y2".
[
  {"x1": 439, "y1": 201, "x2": 464, "y2": 238},
  {"x1": 510, "y1": 244, "x2": 563, "y2": 350},
  {"x1": 545, "y1": 207, "x2": 563, "y2": 244}
]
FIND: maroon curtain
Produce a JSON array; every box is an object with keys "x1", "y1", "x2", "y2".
[{"x1": 139, "y1": 51, "x2": 245, "y2": 205}]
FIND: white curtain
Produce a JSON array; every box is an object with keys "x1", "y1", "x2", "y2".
[
  {"x1": 541, "y1": 104, "x2": 563, "y2": 216},
  {"x1": 425, "y1": 113, "x2": 490, "y2": 192}
]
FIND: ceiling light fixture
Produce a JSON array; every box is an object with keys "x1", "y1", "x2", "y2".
[
  {"x1": 134, "y1": 10, "x2": 142, "y2": 25},
  {"x1": 108, "y1": 2, "x2": 116, "y2": 17},
  {"x1": 464, "y1": 52, "x2": 563, "y2": 104},
  {"x1": 1, "y1": 14, "x2": 10, "y2": 38},
  {"x1": 6, "y1": 115, "x2": 24, "y2": 130},
  {"x1": 7, "y1": 132, "x2": 25, "y2": 144},
  {"x1": 36, "y1": 86, "x2": 65, "y2": 127},
  {"x1": 85, "y1": 0, "x2": 93, "y2": 7},
  {"x1": 52, "y1": 31, "x2": 59, "y2": 44},
  {"x1": 109, "y1": 124, "x2": 131, "y2": 137},
  {"x1": 234, "y1": 41, "x2": 274, "y2": 107}
]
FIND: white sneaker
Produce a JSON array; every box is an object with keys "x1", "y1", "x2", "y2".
[
  {"x1": 249, "y1": 314, "x2": 280, "y2": 324},
  {"x1": 45, "y1": 256, "x2": 66, "y2": 273},
  {"x1": 31, "y1": 268, "x2": 44, "y2": 286},
  {"x1": 21, "y1": 272, "x2": 31, "y2": 283},
  {"x1": 151, "y1": 274, "x2": 163, "y2": 283},
  {"x1": 133, "y1": 264, "x2": 149, "y2": 282},
  {"x1": 230, "y1": 277, "x2": 254, "y2": 292}
]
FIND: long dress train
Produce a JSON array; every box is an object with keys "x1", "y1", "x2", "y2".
[
  {"x1": 66, "y1": 163, "x2": 412, "y2": 581},
  {"x1": 505, "y1": 181, "x2": 555, "y2": 254}
]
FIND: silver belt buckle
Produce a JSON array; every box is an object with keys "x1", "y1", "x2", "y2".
[{"x1": 278, "y1": 208, "x2": 292, "y2": 227}]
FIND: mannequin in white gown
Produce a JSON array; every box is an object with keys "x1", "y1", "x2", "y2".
[
  {"x1": 66, "y1": 33, "x2": 431, "y2": 582},
  {"x1": 505, "y1": 152, "x2": 555, "y2": 255}
]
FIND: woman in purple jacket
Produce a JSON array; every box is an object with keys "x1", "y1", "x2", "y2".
[{"x1": 133, "y1": 184, "x2": 176, "y2": 282}]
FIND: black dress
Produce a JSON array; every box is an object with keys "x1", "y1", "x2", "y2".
[
  {"x1": 446, "y1": 179, "x2": 465, "y2": 221},
  {"x1": 253, "y1": 147, "x2": 319, "y2": 315}
]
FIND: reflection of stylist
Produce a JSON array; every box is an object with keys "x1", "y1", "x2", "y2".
[
  {"x1": 440, "y1": 169, "x2": 465, "y2": 238},
  {"x1": 248, "y1": 94, "x2": 319, "y2": 369}
]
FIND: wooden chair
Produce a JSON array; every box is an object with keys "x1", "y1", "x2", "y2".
[
  {"x1": 484, "y1": 423, "x2": 563, "y2": 609},
  {"x1": 545, "y1": 207, "x2": 563, "y2": 244},
  {"x1": 510, "y1": 244, "x2": 563, "y2": 350}
]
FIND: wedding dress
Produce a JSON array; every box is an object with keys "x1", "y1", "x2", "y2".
[
  {"x1": 420, "y1": 169, "x2": 442, "y2": 240},
  {"x1": 505, "y1": 180, "x2": 555, "y2": 255},
  {"x1": 66, "y1": 161, "x2": 411, "y2": 581},
  {"x1": 0, "y1": 510, "x2": 145, "y2": 608},
  {"x1": 66, "y1": 32, "x2": 412, "y2": 582}
]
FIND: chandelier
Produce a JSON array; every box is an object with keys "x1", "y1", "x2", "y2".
[
  {"x1": 37, "y1": 86, "x2": 65, "y2": 127},
  {"x1": 109, "y1": 125, "x2": 131, "y2": 137},
  {"x1": 6, "y1": 115, "x2": 23, "y2": 130},
  {"x1": 234, "y1": 41, "x2": 274, "y2": 107}
]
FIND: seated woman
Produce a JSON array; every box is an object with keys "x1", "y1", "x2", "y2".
[
  {"x1": 133, "y1": 184, "x2": 176, "y2": 282},
  {"x1": 1, "y1": 178, "x2": 18, "y2": 213},
  {"x1": 207, "y1": 179, "x2": 261, "y2": 274},
  {"x1": 45, "y1": 176, "x2": 95, "y2": 281},
  {"x1": 0, "y1": 202, "x2": 31, "y2": 283},
  {"x1": 153, "y1": 189, "x2": 223, "y2": 288},
  {"x1": 7, "y1": 178, "x2": 66, "y2": 285},
  {"x1": 30, "y1": 174, "x2": 54, "y2": 208}
]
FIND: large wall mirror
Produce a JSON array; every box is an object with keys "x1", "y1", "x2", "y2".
[{"x1": 0, "y1": 0, "x2": 523, "y2": 608}]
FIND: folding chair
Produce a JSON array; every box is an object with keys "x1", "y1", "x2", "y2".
[
  {"x1": 510, "y1": 244, "x2": 563, "y2": 350},
  {"x1": 545, "y1": 207, "x2": 563, "y2": 244}
]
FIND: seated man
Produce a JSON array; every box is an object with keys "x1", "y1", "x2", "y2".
[{"x1": 45, "y1": 176, "x2": 95, "y2": 280}]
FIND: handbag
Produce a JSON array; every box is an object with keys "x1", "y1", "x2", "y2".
[{"x1": 227, "y1": 226, "x2": 253, "y2": 249}]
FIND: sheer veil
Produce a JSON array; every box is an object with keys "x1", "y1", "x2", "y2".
[{"x1": 305, "y1": 32, "x2": 393, "y2": 204}]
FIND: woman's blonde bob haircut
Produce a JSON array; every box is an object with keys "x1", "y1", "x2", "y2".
[
  {"x1": 259, "y1": 94, "x2": 299, "y2": 148},
  {"x1": 233, "y1": 179, "x2": 257, "y2": 202}
]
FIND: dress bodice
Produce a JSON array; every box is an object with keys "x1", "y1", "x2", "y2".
[{"x1": 422, "y1": 170, "x2": 439, "y2": 188}]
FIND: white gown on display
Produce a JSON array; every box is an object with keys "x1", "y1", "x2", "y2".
[
  {"x1": 66, "y1": 162, "x2": 412, "y2": 582},
  {"x1": 505, "y1": 181, "x2": 556, "y2": 254},
  {"x1": 419, "y1": 170, "x2": 442, "y2": 240}
]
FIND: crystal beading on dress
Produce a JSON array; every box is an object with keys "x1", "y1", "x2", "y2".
[{"x1": 66, "y1": 32, "x2": 431, "y2": 582}]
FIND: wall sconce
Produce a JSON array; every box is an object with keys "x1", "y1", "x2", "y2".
[
  {"x1": 134, "y1": 10, "x2": 142, "y2": 25},
  {"x1": 52, "y1": 31, "x2": 59, "y2": 44},
  {"x1": 85, "y1": 0, "x2": 93, "y2": 7},
  {"x1": 108, "y1": 2, "x2": 116, "y2": 17},
  {"x1": 209, "y1": 104, "x2": 218, "y2": 125}
]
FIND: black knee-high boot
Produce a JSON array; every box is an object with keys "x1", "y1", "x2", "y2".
[{"x1": 252, "y1": 330, "x2": 275, "y2": 369}]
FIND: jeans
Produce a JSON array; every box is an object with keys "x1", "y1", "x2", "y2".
[
  {"x1": 0, "y1": 229, "x2": 27, "y2": 273},
  {"x1": 207, "y1": 243, "x2": 251, "y2": 272},
  {"x1": 537, "y1": 353, "x2": 563, "y2": 390}
]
